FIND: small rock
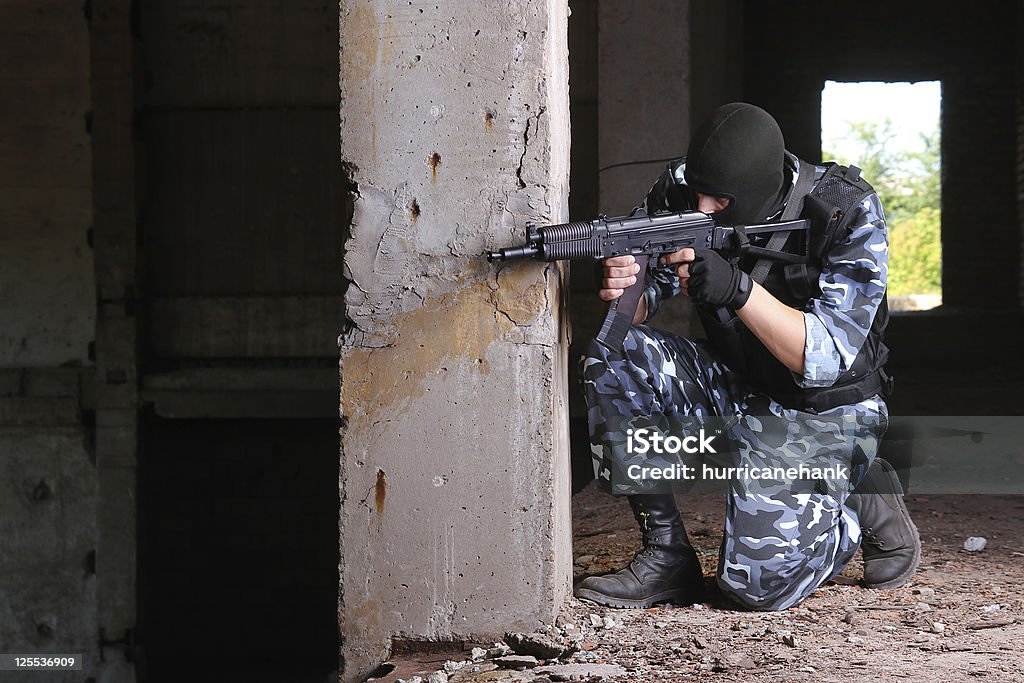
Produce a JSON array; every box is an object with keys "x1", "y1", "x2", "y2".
[
  {"x1": 843, "y1": 610, "x2": 860, "y2": 625},
  {"x1": 846, "y1": 636, "x2": 864, "y2": 644},
  {"x1": 534, "y1": 663, "x2": 628, "y2": 680},
  {"x1": 692, "y1": 636, "x2": 708, "y2": 649},
  {"x1": 575, "y1": 555, "x2": 596, "y2": 566},
  {"x1": 494, "y1": 655, "x2": 539, "y2": 670},
  {"x1": 963, "y1": 536, "x2": 987, "y2": 552},
  {"x1": 555, "y1": 614, "x2": 573, "y2": 628},
  {"x1": 588, "y1": 614, "x2": 603, "y2": 628},
  {"x1": 602, "y1": 616, "x2": 615, "y2": 630},
  {"x1": 441, "y1": 661, "x2": 466, "y2": 674},
  {"x1": 505, "y1": 632, "x2": 574, "y2": 660},
  {"x1": 981, "y1": 603, "x2": 1007, "y2": 613},
  {"x1": 913, "y1": 587, "x2": 936, "y2": 597},
  {"x1": 470, "y1": 647, "x2": 487, "y2": 661},
  {"x1": 719, "y1": 653, "x2": 757, "y2": 669},
  {"x1": 427, "y1": 672, "x2": 448, "y2": 683},
  {"x1": 930, "y1": 621, "x2": 946, "y2": 634},
  {"x1": 855, "y1": 628, "x2": 872, "y2": 637},
  {"x1": 487, "y1": 643, "x2": 513, "y2": 658},
  {"x1": 914, "y1": 602, "x2": 933, "y2": 612},
  {"x1": 782, "y1": 633, "x2": 799, "y2": 648}
]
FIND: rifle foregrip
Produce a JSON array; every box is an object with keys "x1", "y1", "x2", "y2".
[{"x1": 595, "y1": 254, "x2": 650, "y2": 353}]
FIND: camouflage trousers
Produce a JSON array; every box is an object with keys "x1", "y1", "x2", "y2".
[{"x1": 582, "y1": 325, "x2": 888, "y2": 611}]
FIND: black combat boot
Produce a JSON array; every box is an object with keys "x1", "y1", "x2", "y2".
[
  {"x1": 574, "y1": 494, "x2": 704, "y2": 608},
  {"x1": 846, "y1": 458, "x2": 921, "y2": 588}
]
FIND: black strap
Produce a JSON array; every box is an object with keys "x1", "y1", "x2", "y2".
[
  {"x1": 750, "y1": 159, "x2": 816, "y2": 284},
  {"x1": 595, "y1": 254, "x2": 650, "y2": 352},
  {"x1": 771, "y1": 369, "x2": 889, "y2": 413}
]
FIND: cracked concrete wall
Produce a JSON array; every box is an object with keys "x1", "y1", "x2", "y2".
[{"x1": 338, "y1": 1, "x2": 572, "y2": 680}]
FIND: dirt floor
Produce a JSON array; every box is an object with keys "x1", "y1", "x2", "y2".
[
  {"x1": 374, "y1": 486, "x2": 1024, "y2": 683},
  {"x1": 565, "y1": 485, "x2": 1024, "y2": 682}
]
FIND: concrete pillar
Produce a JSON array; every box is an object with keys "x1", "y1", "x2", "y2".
[{"x1": 338, "y1": 2, "x2": 572, "y2": 680}]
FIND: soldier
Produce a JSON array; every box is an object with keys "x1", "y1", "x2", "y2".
[{"x1": 575, "y1": 103, "x2": 921, "y2": 611}]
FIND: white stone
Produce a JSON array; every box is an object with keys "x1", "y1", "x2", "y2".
[{"x1": 963, "y1": 536, "x2": 987, "y2": 552}]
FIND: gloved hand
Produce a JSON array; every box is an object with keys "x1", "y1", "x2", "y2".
[{"x1": 687, "y1": 248, "x2": 752, "y2": 309}]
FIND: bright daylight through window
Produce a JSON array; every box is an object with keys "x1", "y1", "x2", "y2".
[{"x1": 822, "y1": 81, "x2": 942, "y2": 312}]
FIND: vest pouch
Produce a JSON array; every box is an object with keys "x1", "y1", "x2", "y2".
[{"x1": 803, "y1": 193, "x2": 843, "y2": 261}]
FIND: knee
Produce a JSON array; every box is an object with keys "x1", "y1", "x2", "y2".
[
  {"x1": 716, "y1": 555, "x2": 808, "y2": 612},
  {"x1": 584, "y1": 324, "x2": 667, "y2": 366}
]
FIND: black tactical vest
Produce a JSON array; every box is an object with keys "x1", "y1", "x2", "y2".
[{"x1": 698, "y1": 163, "x2": 892, "y2": 413}]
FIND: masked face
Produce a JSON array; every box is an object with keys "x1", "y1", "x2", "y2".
[{"x1": 684, "y1": 103, "x2": 786, "y2": 226}]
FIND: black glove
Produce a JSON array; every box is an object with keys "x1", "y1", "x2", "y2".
[{"x1": 687, "y1": 249, "x2": 753, "y2": 309}]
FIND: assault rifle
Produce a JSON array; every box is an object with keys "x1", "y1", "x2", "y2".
[{"x1": 486, "y1": 209, "x2": 809, "y2": 351}]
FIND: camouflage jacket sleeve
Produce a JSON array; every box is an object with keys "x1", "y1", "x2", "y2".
[{"x1": 794, "y1": 193, "x2": 888, "y2": 388}]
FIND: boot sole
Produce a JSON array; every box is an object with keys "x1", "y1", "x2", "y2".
[
  {"x1": 862, "y1": 500, "x2": 922, "y2": 590},
  {"x1": 574, "y1": 586, "x2": 704, "y2": 609}
]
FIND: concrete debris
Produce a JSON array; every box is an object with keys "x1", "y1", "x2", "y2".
[
  {"x1": 714, "y1": 653, "x2": 757, "y2": 670},
  {"x1": 601, "y1": 616, "x2": 616, "y2": 630},
  {"x1": 488, "y1": 643, "x2": 514, "y2": 658},
  {"x1": 471, "y1": 647, "x2": 488, "y2": 661},
  {"x1": 534, "y1": 663, "x2": 628, "y2": 680},
  {"x1": 930, "y1": 621, "x2": 946, "y2": 634},
  {"x1": 504, "y1": 631, "x2": 576, "y2": 660},
  {"x1": 493, "y1": 655, "x2": 539, "y2": 670},
  {"x1": 963, "y1": 536, "x2": 987, "y2": 552},
  {"x1": 427, "y1": 672, "x2": 449, "y2": 683},
  {"x1": 980, "y1": 603, "x2": 1008, "y2": 613},
  {"x1": 443, "y1": 661, "x2": 468, "y2": 673},
  {"x1": 588, "y1": 614, "x2": 603, "y2": 628},
  {"x1": 447, "y1": 663, "x2": 499, "y2": 683}
]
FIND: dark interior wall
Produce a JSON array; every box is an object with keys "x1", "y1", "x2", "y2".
[
  {"x1": 140, "y1": 0, "x2": 347, "y2": 364},
  {"x1": 744, "y1": 0, "x2": 1020, "y2": 309},
  {"x1": 139, "y1": 417, "x2": 339, "y2": 680},
  {"x1": 135, "y1": 3, "x2": 344, "y2": 680}
]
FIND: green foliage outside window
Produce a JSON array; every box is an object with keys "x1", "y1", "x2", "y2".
[{"x1": 823, "y1": 118, "x2": 941, "y2": 296}]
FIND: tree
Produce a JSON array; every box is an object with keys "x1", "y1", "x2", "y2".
[{"x1": 823, "y1": 118, "x2": 941, "y2": 296}]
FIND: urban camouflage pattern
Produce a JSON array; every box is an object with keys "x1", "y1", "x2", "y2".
[
  {"x1": 640, "y1": 152, "x2": 889, "y2": 391},
  {"x1": 582, "y1": 152, "x2": 891, "y2": 610},
  {"x1": 583, "y1": 326, "x2": 887, "y2": 610}
]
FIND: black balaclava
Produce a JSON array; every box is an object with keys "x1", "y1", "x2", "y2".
[{"x1": 684, "y1": 103, "x2": 786, "y2": 226}]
